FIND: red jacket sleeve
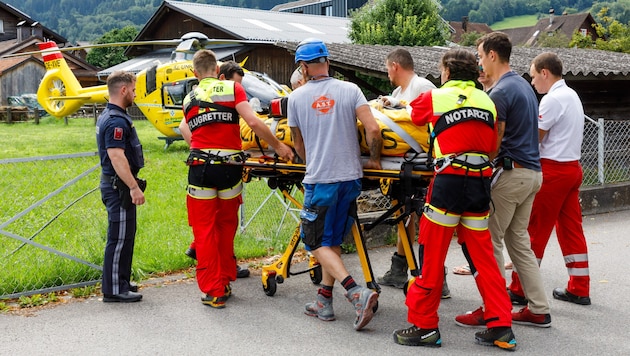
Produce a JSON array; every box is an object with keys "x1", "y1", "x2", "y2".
[{"x1": 409, "y1": 91, "x2": 434, "y2": 127}]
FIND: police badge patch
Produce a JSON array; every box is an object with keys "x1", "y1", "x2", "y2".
[{"x1": 113, "y1": 127, "x2": 123, "y2": 140}]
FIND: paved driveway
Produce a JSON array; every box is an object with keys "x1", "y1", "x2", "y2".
[{"x1": 2, "y1": 210, "x2": 629, "y2": 355}]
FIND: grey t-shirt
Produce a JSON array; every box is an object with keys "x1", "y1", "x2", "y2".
[{"x1": 288, "y1": 77, "x2": 366, "y2": 184}]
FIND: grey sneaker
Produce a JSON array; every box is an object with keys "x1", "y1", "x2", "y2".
[
  {"x1": 377, "y1": 253, "x2": 408, "y2": 289},
  {"x1": 305, "y1": 293, "x2": 335, "y2": 321},
  {"x1": 345, "y1": 286, "x2": 379, "y2": 331}
]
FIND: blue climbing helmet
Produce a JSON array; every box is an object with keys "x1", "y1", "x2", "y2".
[{"x1": 295, "y1": 38, "x2": 329, "y2": 63}]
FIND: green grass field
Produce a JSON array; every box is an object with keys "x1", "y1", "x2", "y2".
[
  {"x1": 0, "y1": 117, "x2": 301, "y2": 296},
  {"x1": 491, "y1": 15, "x2": 539, "y2": 30}
]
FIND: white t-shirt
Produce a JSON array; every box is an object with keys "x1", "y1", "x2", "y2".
[
  {"x1": 538, "y1": 79, "x2": 584, "y2": 161},
  {"x1": 391, "y1": 74, "x2": 435, "y2": 104}
]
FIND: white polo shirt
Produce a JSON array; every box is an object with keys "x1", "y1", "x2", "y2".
[{"x1": 538, "y1": 79, "x2": 584, "y2": 161}]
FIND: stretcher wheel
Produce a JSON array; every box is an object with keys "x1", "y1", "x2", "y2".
[
  {"x1": 263, "y1": 274, "x2": 277, "y2": 296},
  {"x1": 309, "y1": 264, "x2": 322, "y2": 285},
  {"x1": 403, "y1": 277, "x2": 415, "y2": 296}
]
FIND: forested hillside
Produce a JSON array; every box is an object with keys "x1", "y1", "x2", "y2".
[
  {"x1": 5, "y1": 0, "x2": 630, "y2": 42},
  {"x1": 4, "y1": 0, "x2": 287, "y2": 42}
]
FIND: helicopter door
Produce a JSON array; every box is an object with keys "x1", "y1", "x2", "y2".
[{"x1": 162, "y1": 78, "x2": 199, "y2": 109}]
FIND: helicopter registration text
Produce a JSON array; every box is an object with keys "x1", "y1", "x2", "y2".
[{"x1": 45, "y1": 59, "x2": 62, "y2": 70}]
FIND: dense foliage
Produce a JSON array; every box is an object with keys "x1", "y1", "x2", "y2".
[
  {"x1": 4, "y1": 0, "x2": 287, "y2": 42},
  {"x1": 349, "y1": 0, "x2": 449, "y2": 46},
  {"x1": 85, "y1": 26, "x2": 139, "y2": 68}
]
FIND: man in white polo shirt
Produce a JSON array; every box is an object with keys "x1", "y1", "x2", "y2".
[{"x1": 507, "y1": 52, "x2": 591, "y2": 306}]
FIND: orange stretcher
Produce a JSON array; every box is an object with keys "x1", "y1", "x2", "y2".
[{"x1": 241, "y1": 152, "x2": 434, "y2": 300}]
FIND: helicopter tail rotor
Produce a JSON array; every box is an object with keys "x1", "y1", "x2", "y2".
[{"x1": 37, "y1": 42, "x2": 108, "y2": 117}]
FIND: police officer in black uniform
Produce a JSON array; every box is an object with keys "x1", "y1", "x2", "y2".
[{"x1": 96, "y1": 70, "x2": 145, "y2": 303}]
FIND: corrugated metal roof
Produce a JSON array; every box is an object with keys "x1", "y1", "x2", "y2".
[{"x1": 165, "y1": 0, "x2": 350, "y2": 43}]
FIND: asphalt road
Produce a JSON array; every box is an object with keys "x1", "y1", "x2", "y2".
[{"x1": 2, "y1": 210, "x2": 629, "y2": 355}]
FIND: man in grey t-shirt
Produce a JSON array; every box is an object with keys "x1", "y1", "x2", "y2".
[{"x1": 288, "y1": 38, "x2": 382, "y2": 331}]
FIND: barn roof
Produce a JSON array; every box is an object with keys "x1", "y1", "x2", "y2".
[
  {"x1": 148, "y1": 0, "x2": 351, "y2": 43},
  {"x1": 276, "y1": 42, "x2": 630, "y2": 81}
]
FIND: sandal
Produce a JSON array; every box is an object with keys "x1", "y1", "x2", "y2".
[{"x1": 452, "y1": 264, "x2": 471, "y2": 275}]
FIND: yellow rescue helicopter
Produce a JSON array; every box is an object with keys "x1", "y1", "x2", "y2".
[{"x1": 23, "y1": 32, "x2": 290, "y2": 145}]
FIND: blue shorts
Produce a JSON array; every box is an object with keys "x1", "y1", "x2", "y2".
[{"x1": 300, "y1": 179, "x2": 361, "y2": 250}]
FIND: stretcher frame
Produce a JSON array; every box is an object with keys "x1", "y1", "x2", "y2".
[{"x1": 241, "y1": 153, "x2": 434, "y2": 297}]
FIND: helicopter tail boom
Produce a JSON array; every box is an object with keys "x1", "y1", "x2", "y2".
[{"x1": 37, "y1": 41, "x2": 108, "y2": 118}]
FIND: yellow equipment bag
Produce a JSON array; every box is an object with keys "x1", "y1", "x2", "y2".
[
  {"x1": 240, "y1": 116, "x2": 292, "y2": 151},
  {"x1": 357, "y1": 101, "x2": 429, "y2": 156}
]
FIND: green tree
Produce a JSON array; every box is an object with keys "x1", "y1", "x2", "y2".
[
  {"x1": 349, "y1": 0, "x2": 449, "y2": 46},
  {"x1": 458, "y1": 31, "x2": 484, "y2": 46},
  {"x1": 572, "y1": 7, "x2": 630, "y2": 53},
  {"x1": 537, "y1": 30, "x2": 570, "y2": 47},
  {"x1": 86, "y1": 26, "x2": 139, "y2": 69}
]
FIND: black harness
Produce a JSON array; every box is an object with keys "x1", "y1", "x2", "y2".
[{"x1": 184, "y1": 90, "x2": 239, "y2": 132}]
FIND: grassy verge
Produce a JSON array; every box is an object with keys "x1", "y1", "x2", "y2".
[
  {"x1": 1, "y1": 117, "x2": 301, "y2": 296},
  {"x1": 491, "y1": 15, "x2": 538, "y2": 30}
]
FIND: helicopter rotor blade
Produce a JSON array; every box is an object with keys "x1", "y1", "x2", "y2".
[
  {"x1": 0, "y1": 39, "x2": 183, "y2": 59},
  {"x1": 0, "y1": 31, "x2": 277, "y2": 60}
]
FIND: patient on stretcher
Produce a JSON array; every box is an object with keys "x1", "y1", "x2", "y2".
[{"x1": 240, "y1": 99, "x2": 429, "y2": 158}]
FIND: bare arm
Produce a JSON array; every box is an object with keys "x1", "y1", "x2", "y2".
[
  {"x1": 538, "y1": 128, "x2": 548, "y2": 143},
  {"x1": 108, "y1": 147, "x2": 145, "y2": 206},
  {"x1": 178, "y1": 119, "x2": 191, "y2": 146},
  {"x1": 489, "y1": 121, "x2": 505, "y2": 161},
  {"x1": 237, "y1": 101, "x2": 294, "y2": 162},
  {"x1": 356, "y1": 105, "x2": 382, "y2": 170},
  {"x1": 290, "y1": 126, "x2": 305, "y2": 163}
]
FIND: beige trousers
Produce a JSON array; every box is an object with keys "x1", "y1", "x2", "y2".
[{"x1": 489, "y1": 167, "x2": 550, "y2": 314}]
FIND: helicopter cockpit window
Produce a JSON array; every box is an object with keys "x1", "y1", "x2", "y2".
[
  {"x1": 162, "y1": 78, "x2": 198, "y2": 109},
  {"x1": 241, "y1": 71, "x2": 290, "y2": 114}
]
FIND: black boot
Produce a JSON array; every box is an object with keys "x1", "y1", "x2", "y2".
[{"x1": 377, "y1": 253, "x2": 408, "y2": 288}]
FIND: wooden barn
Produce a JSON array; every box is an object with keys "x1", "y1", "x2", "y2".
[
  {"x1": 0, "y1": 1, "x2": 98, "y2": 105},
  {"x1": 114, "y1": 0, "x2": 351, "y2": 86}
]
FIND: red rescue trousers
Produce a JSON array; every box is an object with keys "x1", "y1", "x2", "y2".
[
  {"x1": 406, "y1": 175, "x2": 512, "y2": 329},
  {"x1": 509, "y1": 159, "x2": 589, "y2": 297},
  {"x1": 187, "y1": 193, "x2": 241, "y2": 297}
]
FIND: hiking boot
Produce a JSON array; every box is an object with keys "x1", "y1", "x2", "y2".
[
  {"x1": 442, "y1": 266, "x2": 451, "y2": 299},
  {"x1": 392, "y1": 325, "x2": 441, "y2": 347},
  {"x1": 475, "y1": 327, "x2": 517, "y2": 351},
  {"x1": 507, "y1": 289, "x2": 527, "y2": 306},
  {"x1": 511, "y1": 306, "x2": 551, "y2": 328},
  {"x1": 201, "y1": 294, "x2": 227, "y2": 309},
  {"x1": 236, "y1": 265, "x2": 250, "y2": 278},
  {"x1": 552, "y1": 288, "x2": 591, "y2": 305},
  {"x1": 345, "y1": 285, "x2": 379, "y2": 331},
  {"x1": 185, "y1": 247, "x2": 197, "y2": 260},
  {"x1": 455, "y1": 306, "x2": 486, "y2": 328},
  {"x1": 377, "y1": 253, "x2": 408, "y2": 289},
  {"x1": 305, "y1": 292, "x2": 335, "y2": 321}
]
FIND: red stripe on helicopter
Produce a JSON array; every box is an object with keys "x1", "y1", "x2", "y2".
[
  {"x1": 38, "y1": 42, "x2": 63, "y2": 62},
  {"x1": 42, "y1": 52, "x2": 63, "y2": 62}
]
